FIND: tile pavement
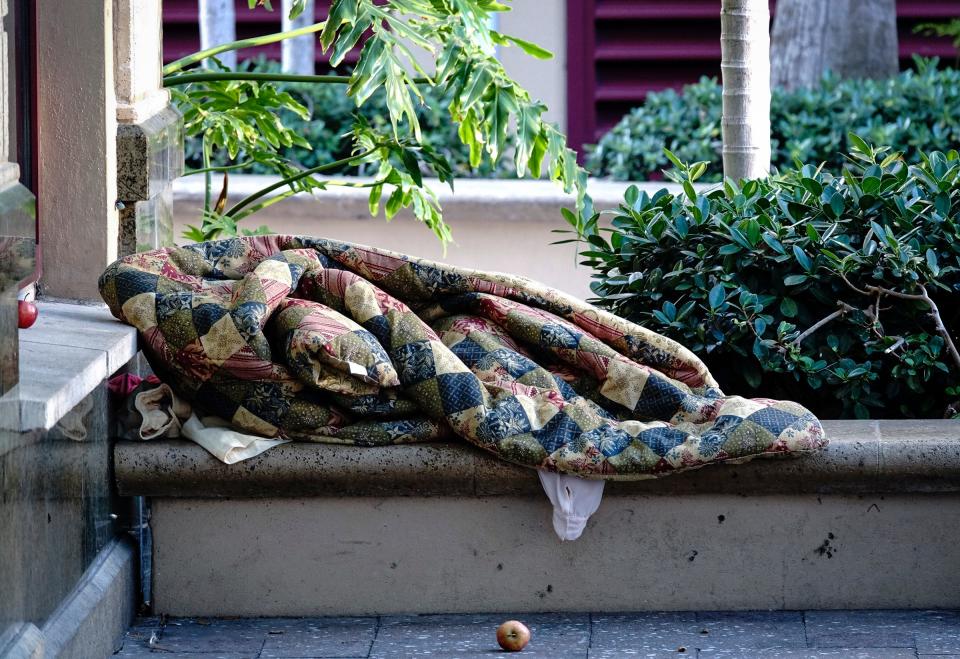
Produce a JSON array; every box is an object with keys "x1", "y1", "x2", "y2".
[{"x1": 114, "y1": 610, "x2": 960, "y2": 658}]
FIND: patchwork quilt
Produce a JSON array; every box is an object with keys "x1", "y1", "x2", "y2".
[{"x1": 99, "y1": 235, "x2": 826, "y2": 479}]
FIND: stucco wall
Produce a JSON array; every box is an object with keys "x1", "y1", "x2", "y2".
[{"x1": 497, "y1": 0, "x2": 567, "y2": 127}]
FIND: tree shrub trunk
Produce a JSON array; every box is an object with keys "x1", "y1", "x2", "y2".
[
  {"x1": 282, "y1": 0, "x2": 316, "y2": 74},
  {"x1": 771, "y1": 0, "x2": 898, "y2": 91},
  {"x1": 721, "y1": 0, "x2": 771, "y2": 181},
  {"x1": 199, "y1": 0, "x2": 237, "y2": 70}
]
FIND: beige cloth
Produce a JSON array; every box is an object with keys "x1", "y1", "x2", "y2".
[
  {"x1": 180, "y1": 414, "x2": 289, "y2": 464},
  {"x1": 133, "y1": 384, "x2": 286, "y2": 464}
]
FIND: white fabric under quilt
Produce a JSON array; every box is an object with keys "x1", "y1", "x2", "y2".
[{"x1": 537, "y1": 471, "x2": 606, "y2": 541}]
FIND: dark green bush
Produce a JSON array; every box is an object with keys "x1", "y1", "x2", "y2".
[
  {"x1": 573, "y1": 138, "x2": 960, "y2": 419},
  {"x1": 586, "y1": 58, "x2": 960, "y2": 183},
  {"x1": 185, "y1": 58, "x2": 515, "y2": 179}
]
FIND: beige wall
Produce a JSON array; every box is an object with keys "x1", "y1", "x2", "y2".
[{"x1": 497, "y1": 0, "x2": 567, "y2": 128}]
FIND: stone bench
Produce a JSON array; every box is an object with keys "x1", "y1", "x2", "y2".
[{"x1": 113, "y1": 419, "x2": 960, "y2": 616}]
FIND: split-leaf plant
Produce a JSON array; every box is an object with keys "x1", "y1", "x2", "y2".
[
  {"x1": 568, "y1": 136, "x2": 960, "y2": 419},
  {"x1": 163, "y1": 0, "x2": 588, "y2": 245}
]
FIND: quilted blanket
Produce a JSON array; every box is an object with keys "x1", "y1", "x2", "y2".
[{"x1": 99, "y1": 235, "x2": 826, "y2": 479}]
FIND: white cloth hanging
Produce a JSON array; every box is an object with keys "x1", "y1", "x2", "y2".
[{"x1": 537, "y1": 471, "x2": 606, "y2": 541}]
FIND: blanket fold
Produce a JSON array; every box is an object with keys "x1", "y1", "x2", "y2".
[{"x1": 99, "y1": 235, "x2": 826, "y2": 479}]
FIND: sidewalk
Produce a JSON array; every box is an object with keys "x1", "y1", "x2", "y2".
[{"x1": 114, "y1": 610, "x2": 960, "y2": 658}]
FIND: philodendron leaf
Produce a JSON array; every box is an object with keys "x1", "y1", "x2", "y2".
[{"x1": 491, "y1": 32, "x2": 554, "y2": 59}]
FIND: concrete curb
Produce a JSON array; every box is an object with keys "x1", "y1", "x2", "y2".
[{"x1": 114, "y1": 419, "x2": 960, "y2": 498}]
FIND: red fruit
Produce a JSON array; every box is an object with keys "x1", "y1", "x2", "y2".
[
  {"x1": 496, "y1": 620, "x2": 530, "y2": 652},
  {"x1": 18, "y1": 300, "x2": 38, "y2": 329}
]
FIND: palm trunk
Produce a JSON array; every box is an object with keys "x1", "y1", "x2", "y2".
[
  {"x1": 199, "y1": 0, "x2": 237, "y2": 70},
  {"x1": 720, "y1": 0, "x2": 771, "y2": 182},
  {"x1": 282, "y1": 0, "x2": 316, "y2": 74}
]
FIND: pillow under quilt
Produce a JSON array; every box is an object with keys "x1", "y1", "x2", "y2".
[{"x1": 98, "y1": 235, "x2": 827, "y2": 479}]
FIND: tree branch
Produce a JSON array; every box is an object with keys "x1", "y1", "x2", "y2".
[
  {"x1": 792, "y1": 301, "x2": 858, "y2": 346},
  {"x1": 858, "y1": 283, "x2": 960, "y2": 374}
]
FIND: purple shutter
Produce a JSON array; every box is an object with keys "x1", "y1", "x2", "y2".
[{"x1": 566, "y1": 0, "x2": 960, "y2": 158}]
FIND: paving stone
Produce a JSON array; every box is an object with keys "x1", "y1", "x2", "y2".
[
  {"x1": 259, "y1": 617, "x2": 377, "y2": 658},
  {"x1": 806, "y1": 609, "x2": 960, "y2": 649},
  {"x1": 916, "y1": 627, "x2": 960, "y2": 654},
  {"x1": 701, "y1": 650, "x2": 917, "y2": 658},
  {"x1": 591, "y1": 611, "x2": 805, "y2": 653},
  {"x1": 369, "y1": 613, "x2": 589, "y2": 658},
  {"x1": 151, "y1": 618, "x2": 269, "y2": 652},
  {"x1": 590, "y1": 612, "x2": 701, "y2": 653},
  {"x1": 695, "y1": 611, "x2": 806, "y2": 651},
  {"x1": 114, "y1": 649, "x2": 256, "y2": 659},
  {"x1": 587, "y1": 650, "x2": 695, "y2": 658}
]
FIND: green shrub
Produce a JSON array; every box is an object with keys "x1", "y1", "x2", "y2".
[
  {"x1": 572, "y1": 139, "x2": 960, "y2": 419},
  {"x1": 184, "y1": 58, "x2": 516, "y2": 179},
  {"x1": 586, "y1": 58, "x2": 960, "y2": 183}
]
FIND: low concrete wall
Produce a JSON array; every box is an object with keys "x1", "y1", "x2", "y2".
[
  {"x1": 149, "y1": 493, "x2": 960, "y2": 615},
  {"x1": 174, "y1": 177, "x2": 684, "y2": 301},
  {"x1": 117, "y1": 420, "x2": 960, "y2": 615}
]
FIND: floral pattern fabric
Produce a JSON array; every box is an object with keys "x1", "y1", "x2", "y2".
[{"x1": 99, "y1": 235, "x2": 826, "y2": 479}]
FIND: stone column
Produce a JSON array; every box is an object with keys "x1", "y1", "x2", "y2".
[
  {"x1": 35, "y1": 1, "x2": 118, "y2": 299},
  {"x1": 114, "y1": 0, "x2": 183, "y2": 256}
]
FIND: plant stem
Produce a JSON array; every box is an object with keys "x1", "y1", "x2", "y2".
[
  {"x1": 224, "y1": 147, "x2": 379, "y2": 217},
  {"x1": 164, "y1": 71, "x2": 433, "y2": 87},
  {"x1": 163, "y1": 23, "x2": 326, "y2": 75},
  {"x1": 202, "y1": 137, "x2": 212, "y2": 214},
  {"x1": 185, "y1": 161, "x2": 256, "y2": 176},
  {"x1": 165, "y1": 72, "x2": 352, "y2": 87}
]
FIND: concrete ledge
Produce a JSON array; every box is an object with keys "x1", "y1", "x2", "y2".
[
  {"x1": 114, "y1": 420, "x2": 960, "y2": 498},
  {"x1": 174, "y1": 175, "x2": 681, "y2": 226},
  {"x1": 0, "y1": 300, "x2": 138, "y2": 432}
]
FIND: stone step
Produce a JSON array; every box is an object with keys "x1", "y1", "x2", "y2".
[{"x1": 113, "y1": 420, "x2": 960, "y2": 616}]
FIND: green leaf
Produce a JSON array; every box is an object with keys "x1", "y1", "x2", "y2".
[
  {"x1": 783, "y1": 274, "x2": 808, "y2": 286},
  {"x1": 848, "y1": 132, "x2": 871, "y2": 155},
  {"x1": 801, "y1": 178, "x2": 823, "y2": 196},
  {"x1": 663, "y1": 148, "x2": 683, "y2": 170},
  {"x1": 368, "y1": 184, "x2": 383, "y2": 217},
  {"x1": 762, "y1": 233, "x2": 787, "y2": 255},
  {"x1": 780, "y1": 297, "x2": 798, "y2": 318},
  {"x1": 494, "y1": 32, "x2": 554, "y2": 59},
  {"x1": 829, "y1": 194, "x2": 844, "y2": 218},
  {"x1": 708, "y1": 283, "x2": 726, "y2": 310},
  {"x1": 400, "y1": 150, "x2": 423, "y2": 188},
  {"x1": 792, "y1": 245, "x2": 813, "y2": 272},
  {"x1": 384, "y1": 186, "x2": 404, "y2": 219}
]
